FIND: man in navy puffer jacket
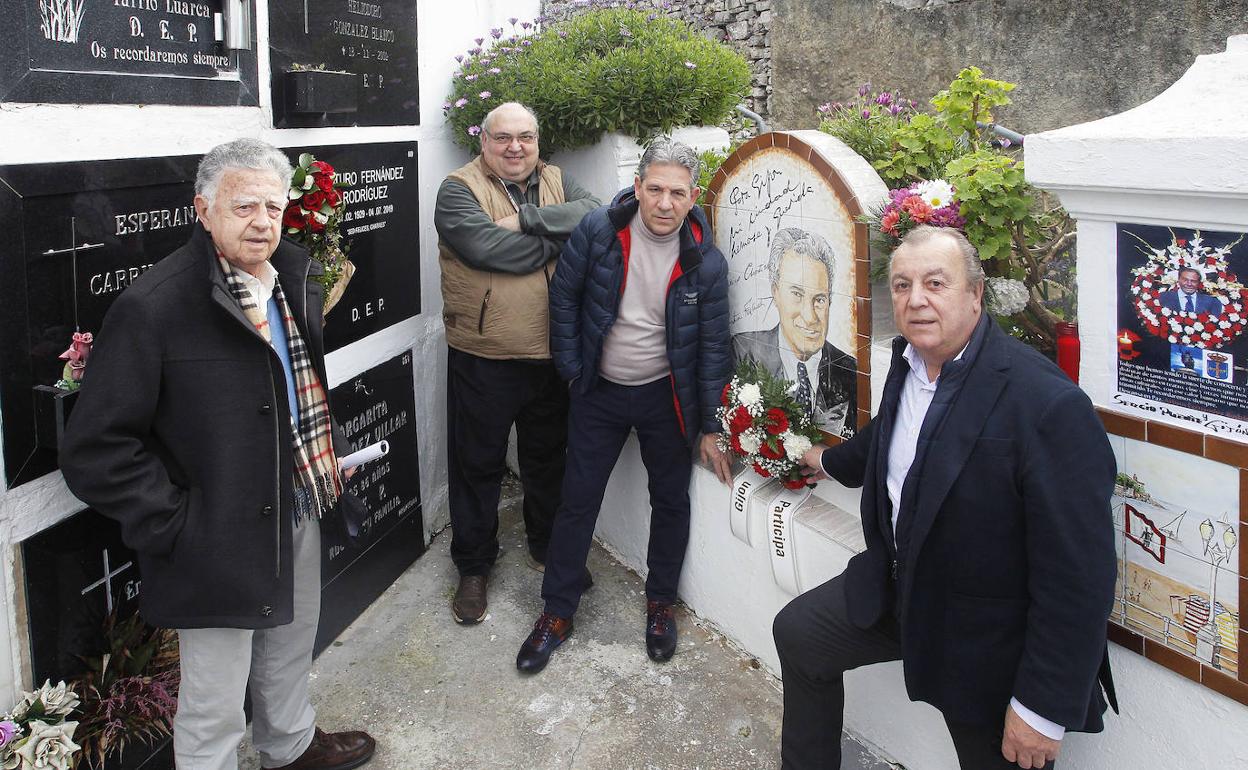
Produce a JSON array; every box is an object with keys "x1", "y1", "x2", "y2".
[{"x1": 516, "y1": 138, "x2": 733, "y2": 674}]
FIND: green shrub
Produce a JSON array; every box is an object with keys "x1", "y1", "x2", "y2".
[
  {"x1": 443, "y1": 8, "x2": 750, "y2": 155},
  {"x1": 818, "y1": 68, "x2": 1077, "y2": 353}
]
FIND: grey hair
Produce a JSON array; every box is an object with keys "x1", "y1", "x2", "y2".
[
  {"x1": 481, "y1": 102, "x2": 540, "y2": 135},
  {"x1": 636, "y1": 136, "x2": 700, "y2": 189},
  {"x1": 768, "y1": 228, "x2": 835, "y2": 291},
  {"x1": 894, "y1": 225, "x2": 985, "y2": 287},
  {"x1": 195, "y1": 138, "x2": 293, "y2": 204}
]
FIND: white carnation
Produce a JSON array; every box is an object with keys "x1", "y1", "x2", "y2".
[
  {"x1": 738, "y1": 383, "x2": 762, "y2": 409},
  {"x1": 738, "y1": 429, "x2": 762, "y2": 454},
  {"x1": 781, "y1": 431, "x2": 812, "y2": 461}
]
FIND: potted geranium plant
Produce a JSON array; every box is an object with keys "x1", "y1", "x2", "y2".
[{"x1": 819, "y1": 68, "x2": 1076, "y2": 354}]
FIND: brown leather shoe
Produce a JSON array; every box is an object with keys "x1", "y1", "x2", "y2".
[
  {"x1": 452, "y1": 574, "x2": 488, "y2": 624},
  {"x1": 269, "y1": 727, "x2": 375, "y2": 770}
]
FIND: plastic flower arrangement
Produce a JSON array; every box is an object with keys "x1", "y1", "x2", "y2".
[
  {"x1": 874, "y1": 178, "x2": 965, "y2": 244},
  {"x1": 1, "y1": 680, "x2": 81, "y2": 770},
  {"x1": 716, "y1": 360, "x2": 823, "y2": 490},
  {"x1": 54, "y1": 331, "x2": 93, "y2": 391},
  {"x1": 282, "y1": 153, "x2": 353, "y2": 313}
]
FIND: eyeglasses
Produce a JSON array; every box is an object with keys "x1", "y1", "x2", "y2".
[{"x1": 485, "y1": 131, "x2": 538, "y2": 146}]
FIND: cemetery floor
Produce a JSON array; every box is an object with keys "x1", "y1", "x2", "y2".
[{"x1": 238, "y1": 476, "x2": 895, "y2": 770}]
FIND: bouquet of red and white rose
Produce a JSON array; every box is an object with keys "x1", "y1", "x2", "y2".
[
  {"x1": 716, "y1": 359, "x2": 824, "y2": 490},
  {"x1": 282, "y1": 153, "x2": 354, "y2": 313}
]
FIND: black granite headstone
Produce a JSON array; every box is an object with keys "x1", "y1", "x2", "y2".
[
  {"x1": 0, "y1": 156, "x2": 200, "y2": 487},
  {"x1": 0, "y1": 0, "x2": 258, "y2": 106},
  {"x1": 285, "y1": 142, "x2": 420, "y2": 351},
  {"x1": 22, "y1": 509, "x2": 142, "y2": 685},
  {"x1": 317, "y1": 351, "x2": 423, "y2": 651},
  {"x1": 269, "y1": 0, "x2": 418, "y2": 127}
]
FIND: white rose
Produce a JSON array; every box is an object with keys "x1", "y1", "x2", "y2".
[
  {"x1": 738, "y1": 429, "x2": 762, "y2": 455},
  {"x1": 1161, "y1": 308, "x2": 1172, "y2": 316},
  {"x1": 781, "y1": 432, "x2": 812, "y2": 462},
  {"x1": 738, "y1": 383, "x2": 762, "y2": 409},
  {"x1": 15, "y1": 721, "x2": 79, "y2": 770}
]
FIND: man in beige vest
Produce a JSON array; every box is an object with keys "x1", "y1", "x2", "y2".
[{"x1": 435, "y1": 102, "x2": 599, "y2": 624}]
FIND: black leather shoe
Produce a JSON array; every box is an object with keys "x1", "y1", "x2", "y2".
[
  {"x1": 646, "y1": 600, "x2": 678, "y2": 662},
  {"x1": 516, "y1": 612, "x2": 573, "y2": 674}
]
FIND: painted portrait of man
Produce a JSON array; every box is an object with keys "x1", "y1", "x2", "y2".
[{"x1": 732, "y1": 228, "x2": 857, "y2": 437}]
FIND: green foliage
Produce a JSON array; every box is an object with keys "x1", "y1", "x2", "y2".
[
  {"x1": 444, "y1": 9, "x2": 750, "y2": 155},
  {"x1": 818, "y1": 67, "x2": 1078, "y2": 352}
]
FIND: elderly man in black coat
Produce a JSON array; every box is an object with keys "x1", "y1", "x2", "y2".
[
  {"x1": 774, "y1": 226, "x2": 1117, "y2": 770},
  {"x1": 60, "y1": 139, "x2": 374, "y2": 770}
]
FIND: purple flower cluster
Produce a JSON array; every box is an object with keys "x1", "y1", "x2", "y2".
[{"x1": 816, "y1": 84, "x2": 917, "y2": 123}]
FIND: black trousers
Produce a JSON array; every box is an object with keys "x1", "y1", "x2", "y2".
[
  {"x1": 446, "y1": 348, "x2": 569, "y2": 576},
  {"x1": 772, "y1": 574, "x2": 1056, "y2": 770},
  {"x1": 541, "y1": 378, "x2": 693, "y2": 618}
]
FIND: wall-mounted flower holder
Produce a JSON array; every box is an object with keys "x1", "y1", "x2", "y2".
[
  {"x1": 285, "y1": 70, "x2": 358, "y2": 115},
  {"x1": 32, "y1": 385, "x2": 78, "y2": 450}
]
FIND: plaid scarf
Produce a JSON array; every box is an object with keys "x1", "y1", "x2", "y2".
[{"x1": 218, "y1": 257, "x2": 341, "y2": 523}]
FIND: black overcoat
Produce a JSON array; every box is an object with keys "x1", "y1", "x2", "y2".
[
  {"x1": 822, "y1": 318, "x2": 1119, "y2": 731},
  {"x1": 60, "y1": 225, "x2": 339, "y2": 630}
]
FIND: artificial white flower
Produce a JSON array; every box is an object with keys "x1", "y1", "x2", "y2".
[
  {"x1": 14, "y1": 720, "x2": 79, "y2": 770},
  {"x1": 738, "y1": 383, "x2": 762, "y2": 409},
  {"x1": 738, "y1": 429, "x2": 762, "y2": 455},
  {"x1": 913, "y1": 179, "x2": 955, "y2": 209},
  {"x1": 781, "y1": 431, "x2": 812, "y2": 462}
]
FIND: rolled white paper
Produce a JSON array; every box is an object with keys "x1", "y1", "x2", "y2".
[{"x1": 339, "y1": 440, "x2": 389, "y2": 471}]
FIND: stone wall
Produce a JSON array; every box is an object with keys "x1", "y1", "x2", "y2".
[{"x1": 771, "y1": 0, "x2": 1248, "y2": 133}]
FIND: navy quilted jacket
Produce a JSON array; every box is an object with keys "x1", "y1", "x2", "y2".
[{"x1": 549, "y1": 188, "x2": 731, "y2": 442}]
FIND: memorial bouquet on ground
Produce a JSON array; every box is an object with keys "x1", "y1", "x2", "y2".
[
  {"x1": 0, "y1": 680, "x2": 81, "y2": 770},
  {"x1": 716, "y1": 360, "x2": 823, "y2": 490},
  {"x1": 1127, "y1": 230, "x2": 1248, "y2": 349},
  {"x1": 282, "y1": 153, "x2": 354, "y2": 315}
]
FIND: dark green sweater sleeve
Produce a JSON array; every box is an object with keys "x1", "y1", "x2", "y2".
[
  {"x1": 517, "y1": 173, "x2": 600, "y2": 237},
  {"x1": 434, "y1": 178, "x2": 562, "y2": 275}
]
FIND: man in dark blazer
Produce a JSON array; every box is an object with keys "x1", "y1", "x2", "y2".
[
  {"x1": 773, "y1": 226, "x2": 1117, "y2": 769},
  {"x1": 1159, "y1": 266, "x2": 1223, "y2": 315},
  {"x1": 60, "y1": 139, "x2": 374, "y2": 770},
  {"x1": 732, "y1": 228, "x2": 857, "y2": 437}
]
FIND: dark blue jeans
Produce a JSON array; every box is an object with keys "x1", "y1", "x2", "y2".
[{"x1": 541, "y1": 377, "x2": 694, "y2": 618}]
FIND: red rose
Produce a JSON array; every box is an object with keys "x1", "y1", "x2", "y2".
[
  {"x1": 729, "y1": 433, "x2": 745, "y2": 455},
  {"x1": 325, "y1": 188, "x2": 342, "y2": 208},
  {"x1": 729, "y1": 406, "x2": 753, "y2": 434},
  {"x1": 752, "y1": 462, "x2": 771, "y2": 478},
  {"x1": 759, "y1": 440, "x2": 785, "y2": 460},
  {"x1": 301, "y1": 190, "x2": 327, "y2": 211},
  {"x1": 764, "y1": 408, "x2": 788, "y2": 435},
  {"x1": 309, "y1": 215, "x2": 325, "y2": 233},
  {"x1": 721, "y1": 383, "x2": 732, "y2": 406},
  {"x1": 314, "y1": 172, "x2": 335, "y2": 192},
  {"x1": 309, "y1": 160, "x2": 333, "y2": 175},
  {"x1": 781, "y1": 477, "x2": 808, "y2": 490},
  {"x1": 283, "y1": 204, "x2": 307, "y2": 229}
]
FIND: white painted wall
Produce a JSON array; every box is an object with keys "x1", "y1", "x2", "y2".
[{"x1": 0, "y1": 0, "x2": 540, "y2": 705}]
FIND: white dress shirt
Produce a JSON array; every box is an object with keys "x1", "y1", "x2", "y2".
[
  {"x1": 885, "y1": 342, "x2": 1065, "y2": 741},
  {"x1": 235, "y1": 260, "x2": 280, "y2": 306}
]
